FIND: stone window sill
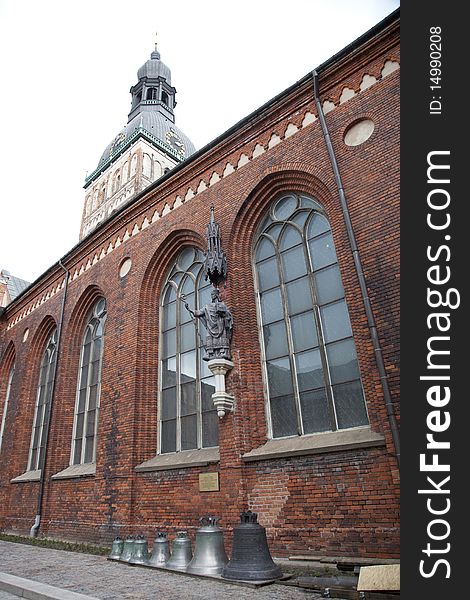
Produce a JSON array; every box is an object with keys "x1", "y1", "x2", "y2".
[
  {"x1": 135, "y1": 448, "x2": 219, "y2": 472},
  {"x1": 51, "y1": 463, "x2": 96, "y2": 480},
  {"x1": 11, "y1": 470, "x2": 41, "y2": 483},
  {"x1": 242, "y1": 427, "x2": 385, "y2": 462}
]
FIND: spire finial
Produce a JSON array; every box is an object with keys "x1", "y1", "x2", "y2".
[{"x1": 155, "y1": 31, "x2": 158, "y2": 52}]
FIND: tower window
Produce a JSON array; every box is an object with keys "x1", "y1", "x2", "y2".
[
  {"x1": 161, "y1": 91, "x2": 169, "y2": 106},
  {"x1": 146, "y1": 88, "x2": 158, "y2": 101}
]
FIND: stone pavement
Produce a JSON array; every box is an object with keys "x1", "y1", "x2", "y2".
[{"x1": 0, "y1": 541, "x2": 319, "y2": 599}]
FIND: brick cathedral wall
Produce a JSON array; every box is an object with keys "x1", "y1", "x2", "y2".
[{"x1": 0, "y1": 24, "x2": 400, "y2": 557}]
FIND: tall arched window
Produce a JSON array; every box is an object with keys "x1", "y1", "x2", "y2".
[
  {"x1": 72, "y1": 298, "x2": 106, "y2": 465},
  {"x1": 160, "y1": 247, "x2": 217, "y2": 453},
  {"x1": 28, "y1": 330, "x2": 57, "y2": 471},
  {"x1": 146, "y1": 87, "x2": 158, "y2": 100},
  {"x1": 254, "y1": 193, "x2": 368, "y2": 438},
  {"x1": 0, "y1": 362, "x2": 15, "y2": 453}
]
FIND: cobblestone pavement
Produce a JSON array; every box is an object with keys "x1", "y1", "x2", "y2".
[
  {"x1": 0, "y1": 541, "x2": 320, "y2": 599},
  {"x1": 0, "y1": 591, "x2": 18, "y2": 599}
]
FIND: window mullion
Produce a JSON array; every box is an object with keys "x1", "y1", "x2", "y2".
[
  {"x1": 175, "y1": 291, "x2": 182, "y2": 453},
  {"x1": 276, "y1": 243, "x2": 303, "y2": 436},
  {"x1": 304, "y1": 222, "x2": 338, "y2": 431},
  {"x1": 82, "y1": 325, "x2": 93, "y2": 464}
]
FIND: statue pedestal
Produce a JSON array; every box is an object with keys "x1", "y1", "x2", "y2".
[{"x1": 207, "y1": 359, "x2": 235, "y2": 418}]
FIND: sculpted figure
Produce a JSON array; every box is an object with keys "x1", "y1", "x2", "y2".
[{"x1": 183, "y1": 287, "x2": 233, "y2": 361}]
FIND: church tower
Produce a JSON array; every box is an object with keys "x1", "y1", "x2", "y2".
[{"x1": 80, "y1": 43, "x2": 195, "y2": 239}]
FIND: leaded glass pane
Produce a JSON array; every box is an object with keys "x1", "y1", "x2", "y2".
[
  {"x1": 263, "y1": 321, "x2": 289, "y2": 359},
  {"x1": 300, "y1": 389, "x2": 331, "y2": 433},
  {"x1": 163, "y1": 329, "x2": 176, "y2": 358},
  {"x1": 260, "y1": 287, "x2": 283, "y2": 324},
  {"x1": 256, "y1": 237, "x2": 276, "y2": 261},
  {"x1": 163, "y1": 302, "x2": 176, "y2": 331},
  {"x1": 181, "y1": 414, "x2": 198, "y2": 450},
  {"x1": 320, "y1": 300, "x2": 353, "y2": 343},
  {"x1": 307, "y1": 213, "x2": 330, "y2": 238},
  {"x1": 270, "y1": 395, "x2": 298, "y2": 437},
  {"x1": 274, "y1": 195, "x2": 297, "y2": 220},
  {"x1": 292, "y1": 211, "x2": 309, "y2": 228},
  {"x1": 296, "y1": 349, "x2": 325, "y2": 392},
  {"x1": 315, "y1": 265, "x2": 345, "y2": 305},
  {"x1": 333, "y1": 380, "x2": 368, "y2": 429},
  {"x1": 84, "y1": 437, "x2": 94, "y2": 463},
  {"x1": 281, "y1": 246, "x2": 308, "y2": 282},
  {"x1": 181, "y1": 382, "x2": 197, "y2": 416},
  {"x1": 161, "y1": 387, "x2": 176, "y2": 420},
  {"x1": 286, "y1": 277, "x2": 312, "y2": 315},
  {"x1": 181, "y1": 322, "x2": 196, "y2": 352},
  {"x1": 267, "y1": 357, "x2": 293, "y2": 397},
  {"x1": 202, "y1": 411, "x2": 218, "y2": 447},
  {"x1": 279, "y1": 225, "x2": 302, "y2": 251},
  {"x1": 291, "y1": 311, "x2": 318, "y2": 352},
  {"x1": 178, "y1": 247, "x2": 196, "y2": 271},
  {"x1": 309, "y1": 232, "x2": 336, "y2": 271},
  {"x1": 161, "y1": 420, "x2": 176, "y2": 453},
  {"x1": 201, "y1": 377, "x2": 215, "y2": 411},
  {"x1": 181, "y1": 350, "x2": 196, "y2": 383},
  {"x1": 327, "y1": 339, "x2": 360, "y2": 384},
  {"x1": 180, "y1": 293, "x2": 195, "y2": 322},
  {"x1": 257, "y1": 257, "x2": 280, "y2": 291},
  {"x1": 162, "y1": 357, "x2": 177, "y2": 388}
]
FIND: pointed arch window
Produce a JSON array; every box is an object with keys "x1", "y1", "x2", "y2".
[
  {"x1": 254, "y1": 193, "x2": 368, "y2": 438},
  {"x1": 72, "y1": 298, "x2": 106, "y2": 465},
  {"x1": 28, "y1": 330, "x2": 57, "y2": 471},
  {"x1": 0, "y1": 362, "x2": 15, "y2": 454},
  {"x1": 160, "y1": 247, "x2": 218, "y2": 454}
]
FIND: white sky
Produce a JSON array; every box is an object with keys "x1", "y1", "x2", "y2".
[{"x1": 0, "y1": 0, "x2": 399, "y2": 284}]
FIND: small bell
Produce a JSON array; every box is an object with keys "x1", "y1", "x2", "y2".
[
  {"x1": 109, "y1": 536, "x2": 124, "y2": 560},
  {"x1": 166, "y1": 531, "x2": 193, "y2": 571},
  {"x1": 187, "y1": 516, "x2": 228, "y2": 576},
  {"x1": 222, "y1": 511, "x2": 283, "y2": 581},
  {"x1": 148, "y1": 532, "x2": 170, "y2": 567},
  {"x1": 129, "y1": 535, "x2": 149, "y2": 565},
  {"x1": 120, "y1": 536, "x2": 135, "y2": 562}
]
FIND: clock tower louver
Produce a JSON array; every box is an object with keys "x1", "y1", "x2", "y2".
[{"x1": 80, "y1": 43, "x2": 195, "y2": 239}]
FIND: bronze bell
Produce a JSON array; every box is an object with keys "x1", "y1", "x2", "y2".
[
  {"x1": 129, "y1": 535, "x2": 149, "y2": 565},
  {"x1": 166, "y1": 531, "x2": 193, "y2": 571},
  {"x1": 109, "y1": 536, "x2": 124, "y2": 560},
  {"x1": 222, "y1": 511, "x2": 283, "y2": 581},
  {"x1": 120, "y1": 536, "x2": 135, "y2": 562},
  {"x1": 187, "y1": 516, "x2": 228, "y2": 576},
  {"x1": 148, "y1": 532, "x2": 170, "y2": 567}
]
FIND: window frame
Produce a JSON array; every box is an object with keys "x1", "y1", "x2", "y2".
[
  {"x1": 253, "y1": 192, "x2": 369, "y2": 439},
  {"x1": 70, "y1": 298, "x2": 107, "y2": 466},
  {"x1": 0, "y1": 362, "x2": 15, "y2": 454},
  {"x1": 27, "y1": 330, "x2": 57, "y2": 471},
  {"x1": 158, "y1": 247, "x2": 218, "y2": 455}
]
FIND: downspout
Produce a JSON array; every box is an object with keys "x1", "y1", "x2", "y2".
[
  {"x1": 30, "y1": 260, "x2": 70, "y2": 537},
  {"x1": 312, "y1": 70, "x2": 400, "y2": 468}
]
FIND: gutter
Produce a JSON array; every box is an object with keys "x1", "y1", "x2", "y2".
[
  {"x1": 30, "y1": 259, "x2": 70, "y2": 537},
  {"x1": 312, "y1": 70, "x2": 400, "y2": 468}
]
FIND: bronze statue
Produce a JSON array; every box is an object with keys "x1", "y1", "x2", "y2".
[{"x1": 183, "y1": 287, "x2": 233, "y2": 361}]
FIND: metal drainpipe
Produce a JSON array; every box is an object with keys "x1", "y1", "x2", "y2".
[
  {"x1": 312, "y1": 70, "x2": 400, "y2": 468},
  {"x1": 30, "y1": 260, "x2": 70, "y2": 537}
]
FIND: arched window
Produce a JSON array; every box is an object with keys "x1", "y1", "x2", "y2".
[
  {"x1": 28, "y1": 330, "x2": 57, "y2": 471},
  {"x1": 161, "y1": 91, "x2": 169, "y2": 106},
  {"x1": 146, "y1": 87, "x2": 158, "y2": 100},
  {"x1": 254, "y1": 193, "x2": 368, "y2": 438},
  {"x1": 160, "y1": 247, "x2": 217, "y2": 453},
  {"x1": 142, "y1": 153, "x2": 152, "y2": 179},
  {"x1": 72, "y1": 298, "x2": 106, "y2": 465},
  {"x1": 0, "y1": 362, "x2": 15, "y2": 453}
]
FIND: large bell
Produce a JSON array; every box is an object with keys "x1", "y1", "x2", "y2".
[
  {"x1": 166, "y1": 531, "x2": 193, "y2": 571},
  {"x1": 129, "y1": 535, "x2": 149, "y2": 565},
  {"x1": 187, "y1": 516, "x2": 228, "y2": 576},
  {"x1": 120, "y1": 536, "x2": 135, "y2": 562},
  {"x1": 109, "y1": 536, "x2": 124, "y2": 560},
  {"x1": 148, "y1": 532, "x2": 170, "y2": 567},
  {"x1": 222, "y1": 511, "x2": 283, "y2": 581}
]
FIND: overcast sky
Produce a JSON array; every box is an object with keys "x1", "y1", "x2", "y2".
[{"x1": 0, "y1": 0, "x2": 399, "y2": 284}]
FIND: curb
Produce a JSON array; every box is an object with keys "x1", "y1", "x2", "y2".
[{"x1": 0, "y1": 572, "x2": 100, "y2": 600}]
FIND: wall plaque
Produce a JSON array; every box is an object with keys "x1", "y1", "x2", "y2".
[{"x1": 199, "y1": 472, "x2": 219, "y2": 492}]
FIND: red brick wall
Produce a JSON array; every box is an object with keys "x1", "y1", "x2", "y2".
[{"x1": 0, "y1": 21, "x2": 400, "y2": 558}]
